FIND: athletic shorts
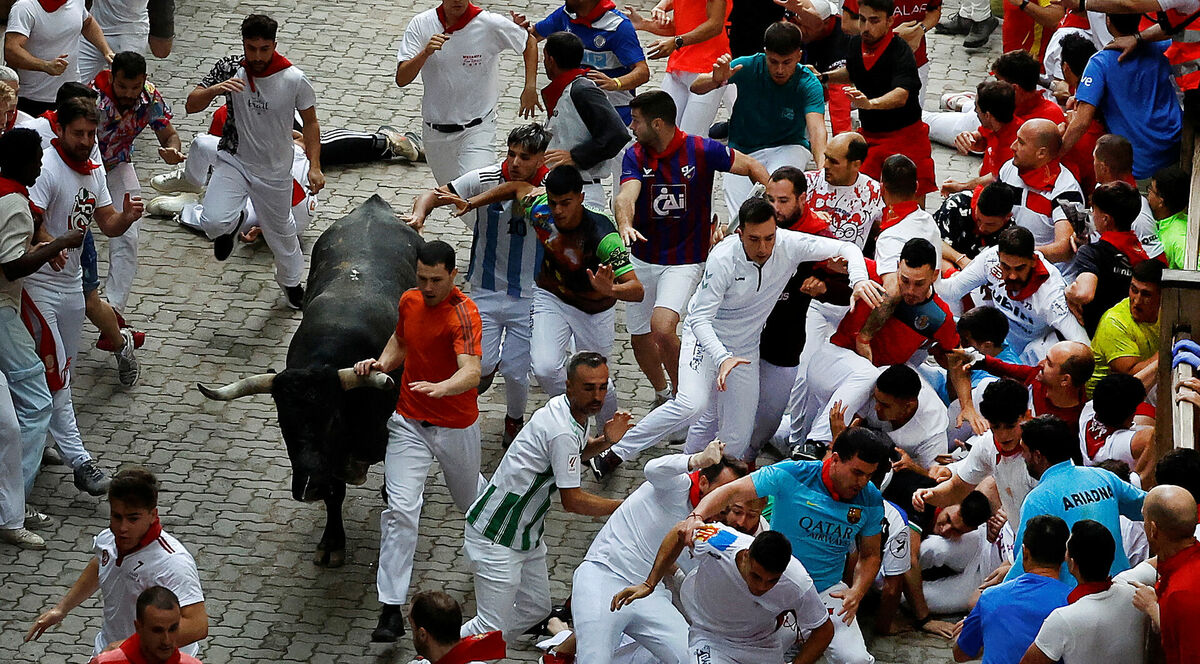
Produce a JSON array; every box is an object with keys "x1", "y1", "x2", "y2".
[{"x1": 625, "y1": 256, "x2": 703, "y2": 336}]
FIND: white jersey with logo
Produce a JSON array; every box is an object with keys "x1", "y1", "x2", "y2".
[
  {"x1": 682, "y1": 524, "x2": 829, "y2": 662},
  {"x1": 804, "y1": 170, "x2": 884, "y2": 249},
  {"x1": 880, "y1": 500, "x2": 912, "y2": 577},
  {"x1": 449, "y1": 162, "x2": 542, "y2": 299},
  {"x1": 466, "y1": 394, "x2": 589, "y2": 551},
  {"x1": 221, "y1": 64, "x2": 316, "y2": 180},
  {"x1": 1078, "y1": 401, "x2": 1141, "y2": 467},
  {"x1": 5, "y1": 0, "x2": 88, "y2": 103},
  {"x1": 1032, "y1": 583, "x2": 1146, "y2": 664},
  {"x1": 25, "y1": 148, "x2": 112, "y2": 291},
  {"x1": 951, "y1": 430, "x2": 1038, "y2": 522},
  {"x1": 396, "y1": 8, "x2": 528, "y2": 124},
  {"x1": 1133, "y1": 195, "x2": 1165, "y2": 259},
  {"x1": 874, "y1": 208, "x2": 943, "y2": 276},
  {"x1": 92, "y1": 526, "x2": 204, "y2": 656},
  {"x1": 996, "y1": 159, "x2": 1085, "y2": 248}
]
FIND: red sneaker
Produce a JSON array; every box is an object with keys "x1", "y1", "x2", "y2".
[{"x1": 97, "y1": 329, "x2": 145, "y2": 351}]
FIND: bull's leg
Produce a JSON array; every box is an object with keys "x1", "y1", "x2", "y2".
[{"x1": 314, "y1": 482, "x2": 347, "y2": 568}]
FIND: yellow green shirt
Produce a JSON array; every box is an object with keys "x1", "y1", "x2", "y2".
[{"x1": 1087, "y1": 297, "x2": 1159, "y2": 395}]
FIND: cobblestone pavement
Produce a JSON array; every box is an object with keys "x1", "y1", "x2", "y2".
[{"x1": 2, "y1": 0, "x2": 998, "y2": 660}]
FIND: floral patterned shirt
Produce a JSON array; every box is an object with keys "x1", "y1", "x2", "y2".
[{"x1": 91, "y1": 70, "x2": 173, "y2": 169}]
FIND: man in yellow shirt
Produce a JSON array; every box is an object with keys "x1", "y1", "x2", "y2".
[{"x1": 1088, "y1": 260, "x2": 1161, "y2": 395}]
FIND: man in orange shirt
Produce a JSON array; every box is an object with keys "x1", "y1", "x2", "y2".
[
  {"x1": 89, "y1": 587, "x2": 202, "y2": 664},
  {"x1": 354, "y1": 240, "x2": 484, "y2": 643}
]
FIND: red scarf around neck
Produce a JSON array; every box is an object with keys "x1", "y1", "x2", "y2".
[
  {"x1": 1067, "y1": 579, "x2": 1113, "y2": 604},
  {"x1": 861, "y1": 31, "x2": 894, "y2": 70},
  {"x1": 40, "y1": 110, "x2": 60, "y2": 135},
  {"x1": 1100, "y1": 230, "x2": 1150, "y2": 266},
  {"x1": 437, "y1": 2, "x2": 483, "y2": 33},
  {"x1": 821, "y1": 457, "x2": 845, "y2": 502},
  {"x1": 435, "y1": 630, "x2": 506, "y2": 664},
  {"x1": 637, "y1": 127, "x2": 688, "y2": 171},
  {"x1": 571, "y1": 0, "x2": 616, "y2": 24},
  {"x1": 1007, "y1": 257, "x2": 1050, "y2": 301},
  {"x1": 242, "y1": 52, "x2": 293, "y2": 92},
  {"x1": 879, "y1": 201, "x2": 919, "y2": 231},
  {"x1": 51, "y1": 139, "x2": 99, "y2": 176},
  {"x1": 0, "y1": 176, "x2": 43, "y2": 216},
  {"x1": 37, "y1": 0, "x2": 67, "y2": 11},
  {"x1": 115, "y1": 517, "x2": 163, "y2": 565},
  {"x1": 1018, "y1": 161, "x2": 1062, "y2": 191},
  {"x1": 788, "y1": 208, "x2": 834, "y2": 237},
  {"x1": 542, "y1": 67, "x2": 590, "y2": 116},
  {"x1": 501, "y1": 160, "x2": 549, "y2": 185}
]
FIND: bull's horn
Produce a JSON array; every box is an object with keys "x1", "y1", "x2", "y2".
[
  {"x1": 197, "y1": 373, "x2": 276, "y2": 400},
  {"x1": 337, "y1": 368, "x2": 395, "y2": 391}
]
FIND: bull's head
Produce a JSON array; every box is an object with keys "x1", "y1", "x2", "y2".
[{"x1": 198, "y1": 368, "x2": 394, "y2": 501}]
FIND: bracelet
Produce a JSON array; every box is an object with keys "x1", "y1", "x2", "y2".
[
  {"x1": 1020, "y1": 0, "x2": 1030, "y2": 10},
  {"x1": 687, "y1": 512, "x2": 704, "y2": 520},
  {"x1": 819, "y1": 72, "x2": 830, "y2": 84},
  {"x1": 921, "y1": 23, "x2": 930, "y2": 32},
  {"x1": 641, "y1": 580, "x2": 655, "y2": 590},
  {"x1": 615, "y1": 78, "x2": 623, "y2": 90},
  {"x1": 1136, "y1": 32, "x2": 1145, "y2": 43}
]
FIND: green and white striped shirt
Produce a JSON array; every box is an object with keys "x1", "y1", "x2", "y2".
[{"x1": 466, "y1": 395, "x2": 589, "y2": 551}]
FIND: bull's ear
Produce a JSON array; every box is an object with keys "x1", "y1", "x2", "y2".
[{"x1": 336, "y1": 368, "x2": 395, "y2": 391}]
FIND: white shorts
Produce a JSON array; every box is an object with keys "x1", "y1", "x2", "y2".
[{"x1": 625, "y1": 256, "x2": 703, "y2": 336}]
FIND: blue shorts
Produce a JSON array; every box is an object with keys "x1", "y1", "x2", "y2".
[{"x1": 81, "y1": 229, "x2": 99, "y2": 293}]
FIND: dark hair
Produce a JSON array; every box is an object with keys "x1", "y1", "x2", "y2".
[
  {"x1": 1107, "y1": 12, "x2": 1141, "y2": 36},
  {"x1": 1094, "y1": 134, "x2": 1133, "y2": 176},
  {"x1": 699, "y1": 455, "x2": 751, "y2": 483},
  {"x1": 976, "y1": 80, "x2": 1016, "y2": 124},
  {"x1": 1156, "y1": 448, "x2": 1200, "y2": 502},
  {"x1": 858, "y1": 0, "x2": 896, "y2": 15},
  {"x1": 979, "y1": 378, "x2": 1029, "y2": 427},
  {"x1": 880, "y1": 154, "x2": 917, "y2": 198},
  {"x1": 845, "y1": 134, "x2": 869, "y2": 163},
  {"x1": 1021, "y1": 415, "x2": 1076, "y2": 465},
  {"x1": 545, "y1": 164, "x2": 584, "y2": 196},
  {"x1": 960, "y1": 491, "x2": 994, "y2": 529},
  {"x1": 1023, "y1": 514, "x2": 1070, "y2": 568},
  {"x1": 566, "y1": 350, "x2": 607, "y2": 380},
  {"x1": 769, "y1": 166, "x2": 807, "y2": 197},
  {"x1": 545, "y1": 31, "x2": 585, "y2": 69},
  {"x1": 958, "y1": 306, "x2": 1009, "y2": 346},
  {"x1": 629, "y1": 90, "x2": 677, "y2": 126},
  {"x1": 1061, "y1": 350, "x2": 1095, "y2": 388},
  {"x1": 1092, "y1": 373, "x2": 1146, "y2": 429},
  {"x1": 135, "y1": 586, "x2": 180, "y2": 622},
  {"x1": 1059, "y1": 33, "x2": 1098, "y2": 79},
  {"x1": 111, "y1": 51, "x2": 147, "y2": 79},
  {"x1": 54, "y1": 81, "x2": 97, "y2": 109},
  {"x1": 57, "y1": 96, "x2": 99, "y2": 128},
  {"x1": 1132, "y1": 258, "x2": 1164, "y2": 286},
  {"x1": 241, "y1": 14, "x2": 278, "y2": 41},
  {"x1": 876, "y1": 364, "x2": 921, "y2": 401},
  {"x1": 992, "y1": 50, "x2": 1041, "y2": 91},
  {"x1": 507, "y1": 123, "x2": 551, "y2": 154},
  {"x1": 108, "y1": 466, "x2": 159, "y2": 510},
  {"x1": 416, "y1": 239, "x2": 456, "y2": 272},
  {"x1": 748, "y1": 530, "x2": 793, "y2": 574},
  {"x1": 996, "y1": 225, "x2": 1035, "y2": 258},
  {"x1": 899, "y1": 238, "x2": 938, "y2": 271},
  {"x1": 976, "y1": 181, "x2": 1017, "y2": 218},
  {"x1": 763, "y1": 21, "x2": 804, "y2": 55},
  {"x1": 1096, "y1": 458, "x2": 1132, "y2": 483},
  {"x1": 1092, "y1": 181, "x2": 1141, "y2": 231},
  {"x1": 0, "y1": 128, "x2": 42, "y2": 173},
  {"x1": 1153, "y1": 165, "x2": 1189, "y2": 214},
  {"x1": 1068, "y1": 519, "x2": 1116, "y2": 582},
  {"x1": 737, "y1": 196, "x2": 776, "y2": 229},
  {"x1": 831, "y1": 426, "x2": 894, "y2": 465},
  {"x1": 410, "y1": 591, "x2": 462, "y2": 645}
]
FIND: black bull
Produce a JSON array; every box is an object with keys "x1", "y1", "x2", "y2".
[{"x1": 198, "y1": 195, "x2": 419, "y2": 567}]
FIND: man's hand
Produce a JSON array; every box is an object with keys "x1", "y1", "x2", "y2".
[
  {"x1": 716, "y1": 356, "x2": 750, "y2": 391},
  {"x1": 912, "y1": 487, "x2": 934, "y2": 511},
  {"x1": 544, "y1": 149, "x2": 575, "y2": 168},
  {"x1": 845, "y1": 86, "x2": 874, "y2": 110},
  {"x1": 121, "y1": 194, "x2": 145, "y2": 223},
  {"x1": 953, "y1": 130, "x2": 981, "y2": 155},
  {"x1": 424, "y1": 33, "x2": 450, "y2": 56},
  {"x1": 1131, "y1": 581, "x2": 1160, "y2": 624},
  {"x1": 1106, "y1": 34, "x2": 1140, "y2": 62},
  {"x1": 403, "y1": 212, "x2": 427, "y2": 232},
  {"x1": 929, "y1": 463, "x2": 954, "y2": 481},
  {"x1": 434, "y1": 191, "x2": 472, "y2": 217},
  {"x1": 941, "y1": 178, "x2": 971, "y2": 197},
  {"x1": 510, "y1": 10, "x2": 534, "y2": 33},
  {"x1": 851, "y1": 279, "x2": 887, "y2": 310},
  {"x1": 922, "y1": 619, "x2": 959, "y2": 639},
  {"x1": 307, "y1": 167, "x2": 326, "y2": 195},
  {"x1": 893, "y1": 20, "x2": 925, "y2": 50},
  {"x1": 946, "y1": 347, "x2": 980, "y2": 371},
  {"x1": 353, "y1": 358, "x2": 385, "y2": 375},
  {"x1": 646, "y1": 36, "x2": 678, "y2": 59},
  {"x1": 41, "y1": 54, "x2": 70, "y2": 76},
  {"x1": 978, "y1": 561, "x2": 1011, "y2": 590},
  {"x1": 710, "y1": 53, "x2": 743, "y2": 85},
  {"x1": 604, "y1": 410, "x2": 635, "y2": 444},
  {"x1": 611, "y1": 582, "x2": 653, "y2": 611},
  {"x1": 587, "y1": 264, "x2": 617, "y2": 297},
  {"x1": 57, "y1": 229, "x2": 85, "y2": 249},
  {"x1": 409, "y1": 380, "x2": 450, "y2": 398},
  {"x1": 854, "y1": 332, "x2": 874, "y2": 363},
  {"x1": 586, "y1": 70, "x2": 622, "y2": 91},
  {"x1": 691, "y1": 439, "x2": 725, "y2": 469},
  {"x1": 829, "y1": 400, "x2": 861, "y2": 442},
  {"x1": 985, "y1": 511, "x2": 1006, "y2": 543},
  {"x1": 957, "y1": 406, "x2": 989, "y2": 436},
  {"x1": 157, "y1": 147, "x2": 185, "y2": 164},
  {"x1": 210, "y1": 77, "x2": 245, "y2": 95},
  {"x1": 619, "y1": 223, "x2": 648, "y2": 246},
  {"x1": 892, "y1": 448, "x2": 923, "y2": 474},
  {"x1": 1176, "y1": 376, "x2": 1200, "y2": 408},
  {"x1": 48, "y1": 247, "x2": 68, "y2": 271},
  {"x1": 519, "y1": 87, "x2": 543, "y2": 118},
  {"x1": 830, "y1": 587, "x2": 863, "y2": 624},
  {"x1": 26, "y1": 607, "x2": 65, "y2": 641},
  {"x1": 709, "y1": 214, "x2": 726, "y2": 247},
  {"x1": 799, "y1": 276, "x2": 827, "y2": 297}
]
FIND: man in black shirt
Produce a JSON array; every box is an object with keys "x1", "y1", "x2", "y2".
[{"x1": 936, "y1": 180, "x2": 1017, "y2": 271}]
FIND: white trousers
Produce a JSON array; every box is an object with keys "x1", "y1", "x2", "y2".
[
  {"x1": 814, "y1": 583, "x2": 875, "y2": 664},
  {"x1": 460, "y1": 523, "x2": 551, "y2": 643},
  {"x1": 624, "y1": 257, "x2": 703, "y2": 336},
  {"x1": 473, "y1": 289, "x2": 533, "y2": 420},
  {"x1": 610, "y1": 330, "x2": 760, "y2": 462},
  {"x1": 572, "y1": 561, "x2": 690, "y2": 664},
  {"x1": 423, "y1": 113, "x2": 497, "y2": 186},
  {"x1": 804, "y1": 342, "x2": 881, "y2": 443},
  {"x1": 24, "y1": 281, "x2": 91, "y2": 469},
  {"x1": 786, "y1": 301, "x2": 847, "y2": 444},
  {"x1": 198, "y1": 154, "x2": 303, "y2": 288},
  {"x1": 661, "y1": 71, "x2": 724, "y2": 136},
  {"x1": 724, "y1": 144, "x2": 813, "y2": 221},
  {"x1": 102, "y1": 161, "x2": 141, "y2": 312},
  {"x1": 79, "y1": 31, "x2": 146, "y2": 86},
  {"x1": 183, "y1": 133, "x2": 219, "y2": 188},
  {"x1": 377, "y1": 413, "x2": 482, "y2": 606},
  {"x1": 0, "y1": 373, "x2": 24, "y2": 529},
  {"x1": 530, "y1": 288, "x2": 617, "y2": 420},
  {"x1": 924, "y1": 102, "x2": 980, "y2": 148},
  {"x1": 957, "y1": 0, "x2": 993, "y2": 22}
]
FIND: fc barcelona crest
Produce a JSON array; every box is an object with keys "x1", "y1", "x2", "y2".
[{"x1": 847, "y1": 507, "x2": 862, "y2": 524}]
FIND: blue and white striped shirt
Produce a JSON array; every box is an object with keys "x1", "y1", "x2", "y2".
[{"x1": 449, "y1": 162, "x2": 544, "y2": 299}]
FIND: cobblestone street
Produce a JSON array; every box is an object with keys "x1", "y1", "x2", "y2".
[{"x1": 2, "y1": 0, "x2": 997, "y2": 660}]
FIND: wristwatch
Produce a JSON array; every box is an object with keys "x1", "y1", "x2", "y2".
[
  {"x1": 819, "y1": 72, "x2": 830, "y2": 84},
  {"x1": 674, "y1": 35, "x2": 685, "y2": 49}
]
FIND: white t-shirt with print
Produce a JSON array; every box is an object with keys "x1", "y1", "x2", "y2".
[
  {"x1": 804, "y1": 170, "x2": 884, "y2": 249},
  {"x1": 25, "y1": 147, "x2": 111, "y2": 292},
  {"x1": 222, "y1": 64, "x2": 315, "y2": 180}
]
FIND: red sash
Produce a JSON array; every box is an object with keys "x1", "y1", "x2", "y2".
[
  {"x1": 20, "y1": 291, "x2": 64, "y2": 392},
  {"x1": 435, "y1": 631, "x2": 506, "y2": 664}
]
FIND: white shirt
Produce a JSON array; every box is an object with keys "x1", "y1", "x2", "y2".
[
  {"x1": 874, "y1": 208, "x2": 943, "y2": 275},
  {"x1": 0, "y1": 194, "x2": 34, "y2": 311},
  {"x1": 1032, "y1": 583, "x2": 1146, "y2": 664},
  {"x1": 1121, "y1": 516, "x2": 1150, "y2": 567},
  {"x1": 25, "y1": 147, "x2": 112, "y2": 292},
  {"x1": 804, "y1": 170, "x2": 884, "y2": 249},
  {"x1": 1133, "y1": 195, "x2": 1165, "y2": 259},
  {"x1": 396, "y1": 8, "x2": 528, "y2": 124},
  {"x1": 682, "y1": 524, "x2": 829, "y2": 662},
  {"x1": 1078, "y1": 401, "x2": 1141, "y2": 468},
  {"x1": 881, "y1": 500, "x2": 913, "y2": 577},
  {"x1": 996, "y1": 159, "x2": 1085, "y2": 250},
  {"x1": 88, "y1": 0, "x2": 148, "y2": 37},
  {"x1": 450, "y1": 162, "x2": 541, "y2": 299},
  {"x1": 1160, "y1": 0, "x2": 1200, "y2": 13},
  {"x1": 953, "y1": 430, "x2": 1038, "y2": 523},
  {"x1": 93, "y1": 526, "x2": 204, "y2": 656},
  {"x1": 686, "y1": 229, "x2": 868, "y2": 361},
  {"x1": 584, "y1": 454, "x2": 698, "y2": 584},
  {"x1": 221, "y1": 63, "x2": 316, "y2": 180},
  {"x1": 6, "y1": 0, "x2": 88, "y2": 102},
  {"x1": 807, "y1": 378, "x2": 948, "y2": 466}
]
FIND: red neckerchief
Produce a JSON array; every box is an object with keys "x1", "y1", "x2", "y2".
[
  {"x1": 438, "y1": 2, "x2": 483, "y2": 33},
  {"x1": 542, "y1": 67, "x2": 590, "y2": 116},
  {"x1": 435, "y1": 630, "x2": 506, "y2": 664},
  {"x1": 1018, "y1": 161, "x2": 1062, "y2": 191},
  {"x1": 969, "y1": 184, "x2": 985, "y2": 219},
  {"x1": 571, "y1": 0, "x2": 616, "y2": 24},
  {"x1": 40, "y1": 110, "x2": 60, "y2": 135},
  {"x1": 115, "y1": 517, "x2": 163, "y2": 566},
  {"x1": 501, "y1": 161, "x2": 549, "y2": 185},
  {"x1": 242, "y1": 52, "x2": 293, "y2": 93},
  {"x1": 0, "y1": 176, "x2": 43, "y2": 216},
  {"x1": 787, "y1": 208, "x2": 834, "y2": 237},
  {"x1": 687, "y1": 470, "x2": 702, "y2": 508},
  {"x1": 92, "y1": 69, "x2": 116, "y2": 100},
  {"x1": 1067, "y1": 579, "x2": 1113, "y2": 604},
  {"x1": 51, "y1": 139, "x2": 100, "y2": 176},
  {"x1": 994, "y1": 441, "x2": 1023, "y2": 465},
  {"x1": 1100, "y1": 230, "x2": 1150, "y2": 266},
  {"x1": 118, "y1": 633, "x2": 183, "y2": 664},
  {"x1": 637, "y1": 127, "x2": 689, "y2": 171},
  {"x1": 820, "y1": 457, "x2": 846, "y2": 502},
  {"x1": 1060, "y1": 10, "x2": 1091, "y2": 29},
  {"x1": 879, "y1": 201, "x2": 919, "y2": 231},
  {"x1": 37, "y1": 0, "x2": 67, "y2": 11},
  {"x1": 861, "y1": 31, "x2": 894, "y2": 70},
  {"x1": 1119, "y1": 174, "x2": 1138, "y2": 187},
  {"x1": 1007, "y1": 257, "x2": 1050, "y2": 301},
  {"x1": 1157, "y1": 539, "x2": 1200, "y2": 596}
]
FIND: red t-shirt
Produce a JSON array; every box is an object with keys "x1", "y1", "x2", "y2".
[
  {"x1": 667, "y1": 0, "x2": 732, "y2": 73},
  {"x1": 1158, "y1": 541, "x2": 1200, "y2": 664},
  {"x1": 979, "y1": 120, "x2": 1018, "y2": 178},
  {"x1": 1015, "y1": 93, "x2": 1066, "y2": 125},
  {"x1": 830, "y1": 283, "x2": 959, "y2": 366},
  {"x1": 1002, "y1": 0, "x2": 1055, "y2": 64},
  {"x1": 978, "y1": 355, "x2": 1085, "y2": 430},
  {"x1": 394, "y1": 288, "x2": 482, "y2": 428}
]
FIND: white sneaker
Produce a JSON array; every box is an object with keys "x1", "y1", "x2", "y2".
[
  {"x1": 0, "y1": 527, "x2": 46, "y2": 550},
  {"x1": 115, "y1": 328, "x2": 140, "y2": 386},
  {"x1": 146, "y1": 193, "x2": 200, "y2": 218},
  {"x1": 150, "y1": 168, "x2": 203, "y2": 194},
  {"x1": 24, "y1": 506, "x2": 53, "y2": 530},
  {"x1": 940, "y1": 91, "x2": 976, "y2": 113}
]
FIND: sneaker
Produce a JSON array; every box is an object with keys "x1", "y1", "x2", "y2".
[
  {"x1": 708, "y1": 121, "x2": 730, "y2": 140},
  {"x1": 0, "y1": 527, "x2": 46, "y2": 550},
  {"x1": 370, "y1": 604, "x2": 406, "y2": 642},
  {"x1": 789, "y1": 441, "x2": 828, "y2": 461},
  {"x1": 24, "y1": 506, "x2": 53, "y2": 530},
  {"x1": 41, "y1": 446, "x2": 64, "y2": 466},
  {"x1": 964, "y1": 17, "x2": 999, "y2": 48},
  {"x1": 213, "y1": 212, "x2": 245, "y2": 261},
  {"x1": 284, "y1": 284, "x2": 305, "y2": 310},
  {"x1": 378, "y1": 125, "x2": 420, "y2": 161},
  {"x1": 940, "y1": 91, "x2": 976, "y2": 112},
  {"x1": 73, "y1": 460, "x2": 112, "y2": 496},
  {"x1": 115, "y1": 328, "x2": 139, "y2": 387},
  {"x1": 404, "y1": 131, "x2": 426, "y2": 162},
  {"x1": 150, "y1": 168, "x2": 203, "y2": 194},
  {"x1": 587, "y1": 450, "x2": 622, "y2": 481},
  {"x1": 98, "y1": 328, "x2": 145, "y2": 352},
  {"x1": 503, "y1": 416, "x2": 523, "y2": 449},
  {"x1": 934, "y1": 12, "x2": 972, "y2": 35},
  {"x1": 146, "y1": 192, "x2": 199, "y2": 217}
]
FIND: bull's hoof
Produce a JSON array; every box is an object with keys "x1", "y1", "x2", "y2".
[
  {"x1": 314, "y1": 545, "x2": 346, "y2": 568},
  {"x1": 342, "y1": 459, "x2": 370, "y2": 486}
]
